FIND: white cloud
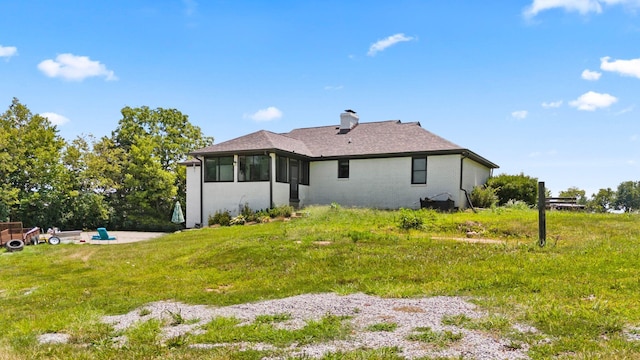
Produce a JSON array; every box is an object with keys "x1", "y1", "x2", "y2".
[
  {"x1": 512, "y1": 110, "x2": 529, "y2": 119},
  {"x1": 524, "y1": 0, "x2": 602, "y2": 18},
  {"x1": 523, "y1": 0, "x2": 640, "y2": 18},
  {"x1": 40, "y1": 112, "x2": 70, "y2": 126},
  {"x1": 630, "y1": 134, "x2": 638, "y2": 141},
  {"x1": 542, "y1": 100, "x2": 563, "y2": 108},
  {"x1": 0, "y1": 45, "x2": 17, "y2": 58},
  {"x1": 324, "y1": 85, "x2": 344, "y2": 91},
  {"x1": 245, "y1": 106, "x2": 283, "y2": 122},
  {"x1": 600, "y1": 56, "x2": 640, "y2": 79},
  {"x1": 37, "y1": 53, "x2": 117, "y2": 81},
  {"x1": 569, "y1": 91, "x2": 618, "y2": 111},
  {"x1": 367, "y1": 33, "x2": 415, "y2": 56},
  {"x1": 581, "y1": 69, "x2": 602, "y2": 80}
]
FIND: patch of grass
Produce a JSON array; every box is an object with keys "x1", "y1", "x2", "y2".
[
  {"x1": 254, "y1": 313, "x2": 292, "y2": 324},
  {"x1": 166, "y1": 309, "x2": 185, "y2": 326},
  {"x1": 366, "y1": 322, "x2": 398, "y2": 332},
  {"x1": 441, "y1": 313, "x2": 511, "y2": 333},
  {"x1": 126, "y1": 318, "x2": 163, "y2": 346},
  {"x1": 194, "y1": 314, "x2": 351, "y2": 347},
  {"x1": 441, "y1": 314, "x2": 473, "y2": 327},
  {"x1": 406, "y1": 326, "x2": 463, "y2": 347}
]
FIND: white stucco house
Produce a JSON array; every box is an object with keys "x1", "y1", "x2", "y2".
[{"x1": 183, "y1": 110, "x2": 498, "y2": 228}]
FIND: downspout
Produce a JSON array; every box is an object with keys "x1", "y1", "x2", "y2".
[
  {"x1": 268, "y1": 152, "x2": 273, "y2": 209},
  {"x1": 196, "y1": 156, "x2": 204, "y2": 227},
  {"x1": 459, "y1": 152, "x2": 476, "y2": 213}
]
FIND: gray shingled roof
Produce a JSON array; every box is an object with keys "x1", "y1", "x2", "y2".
[
  {"x1": 192, "y1": 130, "x2": 311, "y2": 156},
  {"x1": 191, "y1": 120, "x2": 498, "y2": 168}
]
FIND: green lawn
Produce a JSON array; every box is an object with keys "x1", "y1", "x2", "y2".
[{"x1": 1, "y1": 206, "x2": 639, "y2": 359}]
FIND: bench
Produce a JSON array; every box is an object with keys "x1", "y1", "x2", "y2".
[{"x1": 545, "y1": 197, "x2": 585, "y2": 211}]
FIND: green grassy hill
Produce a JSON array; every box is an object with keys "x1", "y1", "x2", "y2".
[{"x1": 1, "y1": 206, "x2": 639, "y2": 359}]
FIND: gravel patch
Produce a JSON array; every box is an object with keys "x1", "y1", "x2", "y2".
[
  {"x1": 625, "y1": 327, "x2": 640, "y2": 342},
  {"x1": 101, "y1": 293, "x2": 538, "y2": 359},
  {"x1": 38, "y1": 333, "x2": 71, "y2": 344}
]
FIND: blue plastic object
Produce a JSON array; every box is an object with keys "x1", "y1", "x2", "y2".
[{"x1": 91, "y1": 227, "x2": 116, "y2": 240}]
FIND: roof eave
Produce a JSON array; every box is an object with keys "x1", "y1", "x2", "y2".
[
  {"x1": 312, "y1": 149, "x2": 499, "y2": 168},
  {"x1": 189, "y1": 148, "x2": 314, "y2": 159}
]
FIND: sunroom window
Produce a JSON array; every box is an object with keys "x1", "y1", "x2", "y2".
[
  {"x1": 204, "y1": 156, "x2": 234, "y2": 182},
  {"x1": 238, "y1": 155, "x2": 270, "y2": 181}
]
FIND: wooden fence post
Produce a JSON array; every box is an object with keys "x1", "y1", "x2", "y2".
[{"x1": 538, "y1": 181, "x2": 546, "y2": 247}]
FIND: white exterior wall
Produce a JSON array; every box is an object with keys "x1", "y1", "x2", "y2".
[
  {"x1": 185, "y1": 163, "x2": 202, "y2": 228},
  {"x1": 202, "y1": 182, "x2": 271, "y2": 218},
  {"x1": 425, "y1": 155, "x2": 462, "y2": 205},
  {"x1": 298, "y1": 184, "x2": 310, "y2": 207},
  {"x1": 308, "y1": 155, "x2": 463, "y2": 209},
  {"x1": 459, "y1": 157, "x2": 491, "y2": 207},
  {"x1": 272, "y1": 182, "x2": 289, "y2": 207},
  {"x1": 461, "y1": 158, "x2": 491, "y2": 190}
]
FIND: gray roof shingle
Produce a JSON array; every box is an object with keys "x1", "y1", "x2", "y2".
[{"x1": 191, "y1": 120, "x2": 498, "y2": 168}]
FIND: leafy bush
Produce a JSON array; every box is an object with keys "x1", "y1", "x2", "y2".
[
  {"x1": 487, "y1": 173, "x2": 538, "y2": 206},
  {"x1": 240, "y1": 203, "x2": 262, "y2": 222},
  {"x1": 398, "y1": 208, "x2": 423, "y2": 230},
  {"x1": 469, "y1": 185, "x2": 498, "y2": 208},
  {"x1": 269, "y1": 205, "x2": 294, "y2": 218},
  {"x1": 209, "y1": 205, "x2": 294, "y2": 227},
  {"x1": 503, "y1": 199, "x2": 530, "y2": 210},
  {"x1": 208, "y1": 210, "x2": 231, "y2": 226}
]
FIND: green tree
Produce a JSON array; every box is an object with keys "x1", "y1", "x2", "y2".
[
  {"x1": 615, "y1": 181, "x2": 640, "y2": 212},
  {"x1": 486, "y1": 173, "x2": 538, "y2": 206},
  {"x1": 0, "y1": 98, "x2": 66, "y2": 228},
  {"x1": 113, "y1": 106, "x2": 212, "y2": 172},
  {"x1": 58, "y1": 136, "x2": 112, "y2": 229},
  {"x1": 120, "y1": 135, "x2": 177, "y2": 227},
  {"x1": 110, "y1": 106, "x2": 212, "y2": 228},
  {"x1": 588, "y1": 188, "x2": 616, "y2": 213},
  {"x1": 558, "y1": 187, "x2": 587, "y2": 205}
]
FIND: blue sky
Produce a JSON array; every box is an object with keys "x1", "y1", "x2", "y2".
[{"x1": 1, "y1": 0, "x2": 639, "y2": 196}]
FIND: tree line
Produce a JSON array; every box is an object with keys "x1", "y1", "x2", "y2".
[
  {"x1": 0, "y1": 98, "x2": 212, "y2": 231},
  {"x1": 471, "y1": 173, "x2": 640, "y2": 212},
  {"x1": 3, "y1": 96, "x2": 637, "y2": 232}
]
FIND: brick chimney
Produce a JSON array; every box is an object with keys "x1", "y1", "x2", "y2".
[{"x1": 340, "y1": 109, "x2": 359, "y2": 133}]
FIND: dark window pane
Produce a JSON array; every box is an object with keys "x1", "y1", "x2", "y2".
[
  {"x1": 204, "y1": 156, "x2": 234, "y2": 182},
  {"x1": 238, "y1": 155, "x2": 270, "y2": 182},
  {"x1": 412, "y1": 157, "x2": 427, "y2": 184},
  {"x1": 276, "y1": 156, "x2": 288, "y2": 183},
  {"x1": 338, "y1": 159, "x2": 349, "y2": 178},
  {"x1": 219, "y1": 156, "x2": 234, "y2": 181},
  {"x1": 300, "y1": 160, "x2": 309, "y2": 185}
]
